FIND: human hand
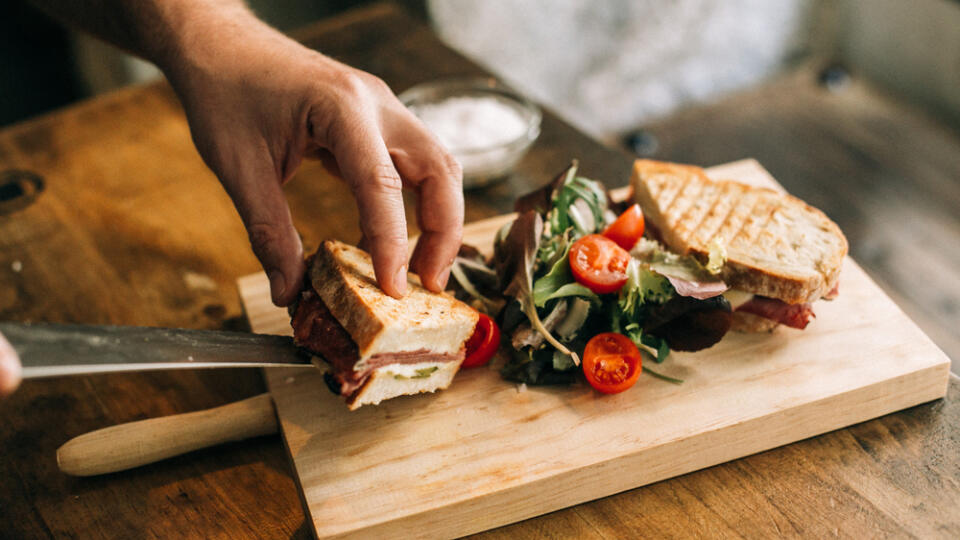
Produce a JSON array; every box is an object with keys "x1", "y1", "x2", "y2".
[
  {"x1": 163, "y1": 19, "x2": 463, "y2": 306},
  {"x1": 0, "y1": 331, "x2": 22, "y2": 397}
]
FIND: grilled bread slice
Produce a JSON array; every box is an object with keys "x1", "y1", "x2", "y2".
[
  {"x1": 630, "y1": 159, "x2": 848, "y2": 305},
  {"x1": 310, "y1": 240, "x2": 479, "y2": 371}
]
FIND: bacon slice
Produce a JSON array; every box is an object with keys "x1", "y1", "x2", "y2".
[
  {"x1": 665, "y1": 276, "x2": 728, "y2": 300},
  {"x1": 735, "y1": 296, "x2": 815, "y2": 329}
]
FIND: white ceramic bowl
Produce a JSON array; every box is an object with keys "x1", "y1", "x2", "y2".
[{"x1": 400, "y1": 78, "x2": 541, "y2": 188}]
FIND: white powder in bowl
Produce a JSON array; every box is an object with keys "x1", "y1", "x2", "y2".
[{"x1": 411, "y1": 96, "x2": 529, "y2": 152}]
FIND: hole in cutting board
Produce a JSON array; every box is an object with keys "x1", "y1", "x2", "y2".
[{"x1": 0, "y1": 169, "x2": 45, "y2": 215}]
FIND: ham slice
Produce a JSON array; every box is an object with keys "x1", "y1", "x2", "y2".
[
  {"x1": 290, "y1": 292, "x2": 460, "y2": 397},
  {"x1": 665, "y1": 276, "x2": 728, "y2": 300},
  {"x1": 735, "y1": 296, "x2": 815, "y2": 329}
]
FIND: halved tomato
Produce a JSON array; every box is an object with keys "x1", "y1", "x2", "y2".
[
  {"x1": 603, "y1": 204, "x2": 645, "y2": 250},
  {"x1": 569, "y1": 234, "x2": 630, "y2": 294},
  {"x1": 582, "y1": 332, "x2": 642, "y2": 394},
  {"x1": 462, "y1": 312, "x2": 501, "y2": 368}
]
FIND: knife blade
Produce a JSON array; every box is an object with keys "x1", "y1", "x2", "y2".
[{"x1": 0, "y1": 322, "x2": 314, "y2": 378}]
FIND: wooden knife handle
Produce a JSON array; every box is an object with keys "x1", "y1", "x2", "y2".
[{"x1": 57, "y1": 393, "x2": 278, "y2": 476}]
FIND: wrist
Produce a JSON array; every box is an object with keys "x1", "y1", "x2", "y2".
[{"x1": 154, "y1": 2, "x2": 278, "y2": 87}]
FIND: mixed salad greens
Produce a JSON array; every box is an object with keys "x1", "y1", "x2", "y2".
[{"x1": 451, "y1": 162, "x2": 734, "y2": 393}]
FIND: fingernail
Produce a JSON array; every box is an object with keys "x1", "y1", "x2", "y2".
[
  {"x1": 436, "y1": 265, "x2": 452, "y2": 291},
  {"x1": 268, "y1": 271, "x2": 286, "y2": 305},
  {"x1": 394, "y1": 264, "x2": 408, "y2": 297}
]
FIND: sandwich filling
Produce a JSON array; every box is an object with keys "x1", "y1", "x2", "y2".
[
  {"x1": 735, "y1": 296, "x2": 814, "y2": 329},
  {"x1": 290, "y1": 291, "x2": 463, "y2": 397},
  {"x1": 721, "y1": 281, "x2": 839, "y2": 330}
]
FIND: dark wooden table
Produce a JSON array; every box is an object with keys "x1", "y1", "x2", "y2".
[{"x1": 1, "y1": 3, "x2": 957, "y2": 538}]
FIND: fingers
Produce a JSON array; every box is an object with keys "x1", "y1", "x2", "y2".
[
  {"x1": 0, "y1": 332, "x2": 22, "y2": 398},
  {"x1": 220, "y1": 152, "x2": 305, "y2": 307},
  {"x1": 328, "y1": 119, "x2": 410, "y2": 298},
  {"x1": 307, "y1": 67, "x2": 461, "y2": 296},
  {"x1": 392, "y1": 145, "x2": 464, "y2": 293}
]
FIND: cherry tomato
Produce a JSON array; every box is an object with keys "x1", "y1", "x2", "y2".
[
  {"x1": 462, "y1": 313, "x2": 501, "y2": 368},
  {"x1": 582, "y1": 332, "x2": 642, "y2": 394},
  {"x1": 569, "y1": 234, "x2": 631, "y2": 294},
  {"x1": 603, "y1": 204, "x2": 645, "y2": 250}
]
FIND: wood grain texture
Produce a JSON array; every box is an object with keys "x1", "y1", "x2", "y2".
[
  {"x1": 1, "y1": 2, "x2": 958, "y2": 538},
  {"x1": 238, "y1": 160, "x2": 950, "y2": 539}
]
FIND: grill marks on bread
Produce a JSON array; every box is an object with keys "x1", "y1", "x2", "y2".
[{"x1": 631, "y1": 160, "x2": 848, "y2": 305}]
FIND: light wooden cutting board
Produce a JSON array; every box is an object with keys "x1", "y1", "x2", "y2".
[{"x1": 238, "y1": 159, "x2": 950, "y2": 539}]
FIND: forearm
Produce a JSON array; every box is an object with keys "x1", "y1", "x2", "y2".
[
  {"x1": 29, "y1": 0, "x2": 462, "y2": 302},
  {"x1": 27, "y1": 0, "x2": 268, "y2": 76}
]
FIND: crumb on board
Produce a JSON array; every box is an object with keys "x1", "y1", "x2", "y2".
[{"x1": 183, "y1": 271, "x2": 217, "y2": 291}]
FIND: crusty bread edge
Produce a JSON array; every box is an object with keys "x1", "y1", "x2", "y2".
[{"x1": 309, "y1": 240, "x2": 385, "y2": 357}]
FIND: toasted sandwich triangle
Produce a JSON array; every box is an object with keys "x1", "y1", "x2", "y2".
[{"x1": 630, "y1": 159, "x2": 848, "y2": 305}]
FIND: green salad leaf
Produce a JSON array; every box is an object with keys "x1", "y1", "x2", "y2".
[
  {"x1": 643, "y1": 366, "x2": 684, "y2": 384},
  {"x1": 536, "y1": 283, "x2": 599, "y2": 306},
  {"x1": 632, "y1": 237, "x2": 720, "y2": 283},
  {"x1": 641, "y1": 333, "x2": 671, "y2": 363},
  {"x1": 497, "y1": 210, "x2": 579, "y2": 364},
  {"x1": 618, "y1": 259, "x2": 674, "y2": 316}
]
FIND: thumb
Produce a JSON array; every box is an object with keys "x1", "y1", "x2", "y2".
[{"x1": 221, "y1": 167, "x2": 305, "y2": 307}]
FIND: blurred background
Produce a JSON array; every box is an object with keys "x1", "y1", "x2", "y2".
[
  {"x1": 4, "y1": 1, "x2": 959, "y2": 134},
  {"x1": 2, "y1": 0, "x2": 959, "y2": 368}
]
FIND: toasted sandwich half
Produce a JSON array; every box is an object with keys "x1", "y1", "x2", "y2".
[
  {"x1": 290, "y1": 240, "x2": 479, "y2": 409},
  {"x1": 630, "y1": 159, "x2": 848, "y2": 331}
]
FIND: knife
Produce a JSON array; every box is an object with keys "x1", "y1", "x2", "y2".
[{"x1": 0, "y1": 322, "x2": 314, "y2": 378}]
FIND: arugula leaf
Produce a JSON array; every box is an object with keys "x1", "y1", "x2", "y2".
[
  {"x1": 548, "y1": 164, "x2": 580, "y2": 233},
  {"x1": 498, "y1": 211, "x2": 579, "y2": 364}
]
